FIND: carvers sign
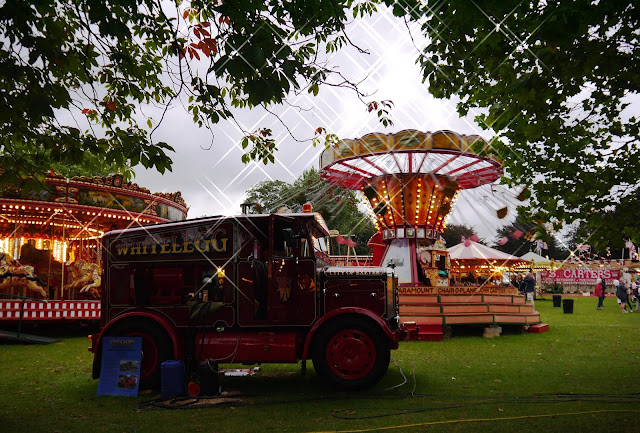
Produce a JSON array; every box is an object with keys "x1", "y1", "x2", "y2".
[{"x1": 540, "y1": 269, "x2": 622, "y2": 285}]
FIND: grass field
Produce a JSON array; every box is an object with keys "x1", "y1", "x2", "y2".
[{"x1": 1, "y1": 296, "x2": 639, "y2": 433}]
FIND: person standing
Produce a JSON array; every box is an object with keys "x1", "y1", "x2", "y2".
[
  {"x1": 512, "y1": 274, "x2": 524, "y2": 295},
  {"x1": 625, "y1": 280, "x2": 634, "y2": 312},
  {"x1": 632, "y1": 280, "x2": 640, "y2": 312},
  {"x1": 524, "y1": 272, "x2": 536, "y2": 306},
  {"x1": 615, "y1": 279, "x2": 629, "y2": 313},
  {"x1": 594, "y1": 277, "x2": 605, "y2": 310}
]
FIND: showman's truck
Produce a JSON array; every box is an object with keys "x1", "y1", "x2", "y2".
[{"x1": 89, "y1": 210, "x2": 404, "y2": 390}]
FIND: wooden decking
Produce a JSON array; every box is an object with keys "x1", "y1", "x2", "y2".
[{"x1": 400, "y1": 291, "x2": 542, "y2": 340}]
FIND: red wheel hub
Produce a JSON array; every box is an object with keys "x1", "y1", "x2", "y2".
[
  {"x1": 325, "y1": 328, "x2": 376, "y2": 380},
  {"x1": 126, "y1": 332, "x2": 159, "y2": 380}
]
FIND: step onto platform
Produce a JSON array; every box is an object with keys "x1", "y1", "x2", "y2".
[
  {"x1": 403, "y1": 322, "x2": 444, "y2": 341},
  {"x1": 527, "y1": 323, "x2": 549, "y2": 333}
]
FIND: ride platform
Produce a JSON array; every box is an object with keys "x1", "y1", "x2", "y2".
[
  {"x1": 0, "y1": 329, "x2": 60, "y2": 344},
  {"x1": 400, "y1": 285, "x2": 543, "y2": 339}
]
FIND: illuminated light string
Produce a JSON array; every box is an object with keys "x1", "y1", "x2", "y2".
[
  {"x1": 1, "y1": 203, "x2": 161, "y2": 263},
  {"x1": 1, "y1": 204, "x2": 155, "y2": 224},
  {"x1": 360, "y1": 175, "x2": 467, "y2": 236},
  {"x1": 0, "y1": 236, "x2": 68, "y2": 262}
]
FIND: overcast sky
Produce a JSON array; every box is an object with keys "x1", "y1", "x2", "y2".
[{"x1": 132, "y1": 5, "x2": 519, "y2": 242}]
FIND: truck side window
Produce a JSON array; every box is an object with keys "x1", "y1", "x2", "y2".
[
  {"x1": 301, "y1": 238, "x2": 311, "y2": 258},
  {"x1": 200, "y1": 269, "x2": 225, "y2": 302},
  {"x1": 273, "y1": 221, "x2": 294, "y2": 258},
  {"x1": 252, "y1": 260, "x2": 268, "y2": 319},
  {"x1": 134, "y1": 267, "x2": 151, "y2": 305}
]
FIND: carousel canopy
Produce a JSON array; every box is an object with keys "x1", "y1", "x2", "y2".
[
  {"x1": 518, "y1": 251, "x2": 552, "y2": 270},
  {"x1": 448, "y1": 240, "x2": 525, "y2": 266},
  {"x1": 0, "y1": 172, "x2": 188, "y2": 261}
]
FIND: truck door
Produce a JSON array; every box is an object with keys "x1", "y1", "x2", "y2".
[
  {"x1": 237, "y1": 218, "x2": 269, "y2": 326},
  {"x1": 268, "y1": 216, "x2": 316, "y2": 325}
]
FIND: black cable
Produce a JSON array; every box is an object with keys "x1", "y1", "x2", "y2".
[
  {"x1": 330, "y1": 393, "x2": 640, "y2": 420},
  {"x1": 334, "y1": 397, "x2": 639, "y2": 419}
]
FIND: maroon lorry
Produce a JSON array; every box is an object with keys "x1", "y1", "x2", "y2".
[{"x1": 89, "y1": 211, "x2": 405, "y2": 390}]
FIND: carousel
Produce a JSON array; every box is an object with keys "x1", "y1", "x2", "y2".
[
  {"x1": 320, "y1": 130, "x2": 543, "y2": 336},
  {"x1": 320, "y1": 129, "x2": 504, "y2": 288},
  {"x1": 447, "y1": 239, "x2": 526, "y2": 286},
  {"x1": 0, "y1": 172, "x2": 187, "y2": 322}
]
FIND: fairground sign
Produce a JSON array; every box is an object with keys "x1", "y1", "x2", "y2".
[{"x1": 540, "y1": 269, "x2": 623, "y2": 285}]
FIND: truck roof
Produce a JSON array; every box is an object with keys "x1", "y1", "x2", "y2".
[{"x1": 103, "y1": 212, "x2": 331, "y2": 239}]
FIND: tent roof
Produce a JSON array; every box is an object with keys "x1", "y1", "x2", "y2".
[
  {"x1": 447, "y1": 240, "x2": 524, "y2": 265},
  {"x1": 520, "y1": 251, "x2": 550, "y2": 263}
]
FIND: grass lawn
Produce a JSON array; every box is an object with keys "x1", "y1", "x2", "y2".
[{"x1": 1, "y1": 296, "x2": 639, "y2": 433}]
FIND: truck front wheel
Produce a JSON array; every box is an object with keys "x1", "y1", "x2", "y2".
[
  {"x1": 312, "y1": 316, "x2": 390, "y2": 390},
  {"x1": 104, "y1": 319, "x2": 174, "y2": 390}
]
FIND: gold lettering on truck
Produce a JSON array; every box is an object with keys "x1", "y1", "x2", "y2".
[
  {"x1": 195, "y1": 239, "x2": 210, "y2": 252},
  {"x1": 113, "y1": 228, "x2": 229, "y2": 257},
  {"x1": 211, "y1": 229, "x2": 228, "y2": 252}
]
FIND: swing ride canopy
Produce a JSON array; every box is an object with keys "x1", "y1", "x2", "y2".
[{"x1": 319, "y1": 130, "x2": 503, "y2": 238}]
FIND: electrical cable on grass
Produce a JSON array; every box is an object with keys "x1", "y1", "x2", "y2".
[
  {"x1": 384, "y1": 357, "x2": 407, "y2": 391},
  {"x1": 328, "y1": 392, "x2": 640, "y2": 420},
  {"x1": 307, "y1": 409, "x2": 640, "y2": 433},
  {"x1": 136, "y1": 387, "x2": 640, "y2": 413}
]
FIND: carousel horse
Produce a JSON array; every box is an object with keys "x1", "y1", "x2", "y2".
[
  {"x1": 63, "y1": 259, "x2": 102, "y2": 299},
  {"x1": 19, "y1": 243, "x2": 63, "y2": 297},
  {"x1": 0, "y1": 253, "x2": 47, "y2": 298}
]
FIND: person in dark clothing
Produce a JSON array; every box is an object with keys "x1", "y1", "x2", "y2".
[
  {"x1": 615, "y1": 279, "x2": 629, "y2": 313},
  {"x1": 625, "y1": 282, "x2": 634, "y2": 312},
  {"x1": 524, "y1": 272, "x2": 536, "y2": 306}
]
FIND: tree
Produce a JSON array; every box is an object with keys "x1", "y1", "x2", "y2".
[
  {"x1": 416, "y1": 1, "x2": 640, "y2": 239},
  {"x1": 441, "y1": 224, "x2": 482, "y2": 248},
  {"x1": 242, "y1": 180, "x2": 293, "y2": 214},
  {"x1": 493, "y1": 215, "x2": 568, "y2": 260},
  {"x1": 244, "y1": 168, "x2": 376, "y2": 255},
  {"x1": 1, "y1": 0, "x2": 399, "y2": 185},
  {"x1": 565, "y1": 190, "x2": 640, "y2": 258}
]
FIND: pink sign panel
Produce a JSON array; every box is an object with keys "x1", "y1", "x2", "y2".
[{"x1": 540, "y1": 269, "x2": 623, "y2": 285}]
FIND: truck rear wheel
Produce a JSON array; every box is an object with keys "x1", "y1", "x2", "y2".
[
  {"x1": 312, "y1": 316, "x2": 390, "y2": 390},
  {"x1": 105, "y1": 319, "x2": 174, "y2": 390}
]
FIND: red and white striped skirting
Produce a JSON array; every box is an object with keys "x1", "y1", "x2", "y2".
[{"x1": 0, "y1": 300, "x2": 100, "y2": 321}]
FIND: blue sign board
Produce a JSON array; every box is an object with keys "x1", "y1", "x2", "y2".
[{"x1": 97, "y1": 336, "x2": 142, "y2": 397}]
